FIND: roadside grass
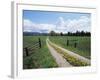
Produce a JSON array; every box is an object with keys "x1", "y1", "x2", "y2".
[
  {"x1": 48, "y1": 40, "x2": 90, "y2": 66},
  {"x1": 49, "y1": 36, "x2": 91, "y2": 59},
  {"x1": 23, "y1": 36, "x2": 58, "y2": 69}
]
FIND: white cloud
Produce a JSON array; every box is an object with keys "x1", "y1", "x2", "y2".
[
  {"x1": 23, "y1": 19, "x2": 56, "y2": 33},
  {"x1": 23, "y1": 16, "x2": 90, "y2": 33},
  {"x1": 68, "y1": 16, "x2": 90, "y2": 32},
  {"x1": 24, "y1": 19, "x2": 38, "y2": 32}
]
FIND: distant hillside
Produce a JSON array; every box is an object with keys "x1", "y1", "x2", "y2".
[{"x1": 23, "y1": 32, "x2": 48, "y2": 36}]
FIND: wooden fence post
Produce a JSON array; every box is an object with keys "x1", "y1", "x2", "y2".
[
  {"x1": 38, "y1": 38, "x2": 41, "y2": 48},
  {"x1": 67, "y1": 40, "x2": 69, "y2": 46},
  {"x1": 25, "y1": 47, "x2": 29, "y2": 56},
  {"x1": 74, "y1": 42, "x2": 77, "y2": 48}
]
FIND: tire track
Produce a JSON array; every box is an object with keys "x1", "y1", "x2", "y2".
[{"x1": 46, "y1": 38, "x2": 72, "y2": 67}]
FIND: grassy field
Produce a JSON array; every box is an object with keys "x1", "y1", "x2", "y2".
[
  {"x1": 49, "y1": 36, "x2": 91, "y2": 59},
  {"x1": 23, "y1": 35, "x2": 91, "y2": 69},
  {"x1": 23, "y1": 36, "x2": 58, "y2": 69}
]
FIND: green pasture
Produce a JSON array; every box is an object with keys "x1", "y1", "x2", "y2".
[
  {"x1": 23, "y1": 36, "x2": 58, "y2": 69},
  {"x1": 23, "y1": 35, "x2": 91, "y2": 69},
  {"x1": 49, "y1": 36, "x2": 91, "y2": 59}
]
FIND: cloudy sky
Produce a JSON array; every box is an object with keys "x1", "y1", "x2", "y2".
[{"x1": 23, "y1": 10, "x2": 91, "y2": 33}]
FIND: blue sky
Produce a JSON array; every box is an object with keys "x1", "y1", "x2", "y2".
[{"x1": 23, "y1": 10, "x2": 91, "y2": 33}]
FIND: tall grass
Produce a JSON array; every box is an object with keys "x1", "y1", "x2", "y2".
[
  {"x1": 49, "y1": 36, "x2": 91, "y2": 59},
  {"x1": 23, "y1": 36, "x2": 58, "y2": 69},
  {"x1": 48, "y1": 39, "x2": 90, "y2": 66}
]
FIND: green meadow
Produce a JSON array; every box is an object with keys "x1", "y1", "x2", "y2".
[
  {"x1": 49, "y1": 36, "x2": 91, "y2": 59},
  {"x1": 23, "y1": 36, "x2": 58, "y2": 69},
  {"x1": 23, "y1": 36, "x2": 91, "y2": 69}
]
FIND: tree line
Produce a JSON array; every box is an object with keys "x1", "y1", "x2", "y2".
[
  {"x1": 50, "y1": 30, "x2": 91, "y2": 36},
  {"x1": 23, "y1": 30, "x2": 91, "y2": 36}
]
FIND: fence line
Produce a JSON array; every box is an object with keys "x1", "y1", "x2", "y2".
[
  {"x1": 66, "y1": 39, "x2": 78, "y2": 48},
  {"x1": 23, "y1": 38, "x2": 42, "y2": 57}
]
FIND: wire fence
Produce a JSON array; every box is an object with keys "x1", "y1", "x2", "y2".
[{"x1": 23, "y1": 38, "x2": 42, "y2": 57}]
